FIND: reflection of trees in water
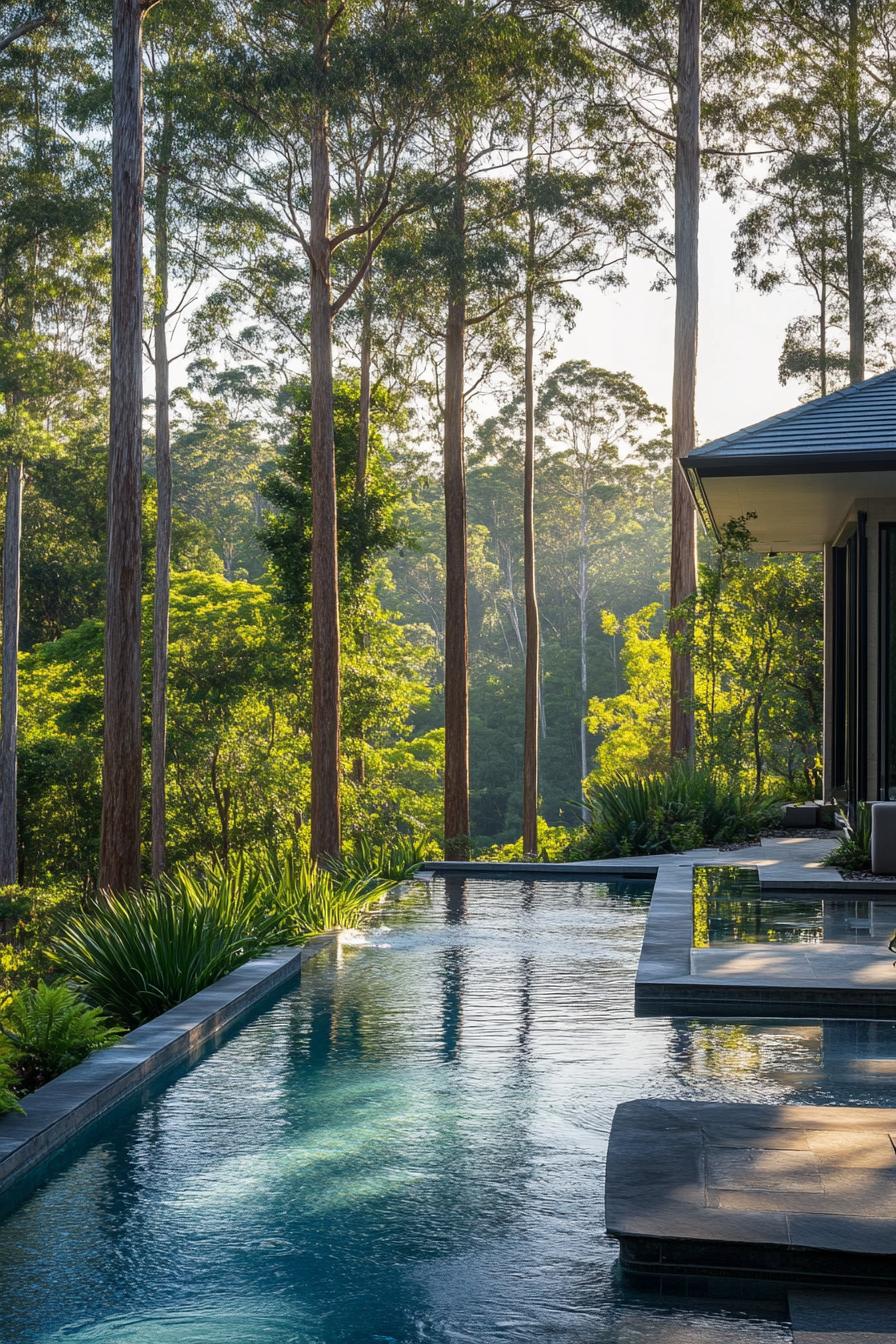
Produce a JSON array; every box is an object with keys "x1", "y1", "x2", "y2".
[
  {"x1": 440, "y1": 945, "x2": 465, "y2": 1062},
  {"x1": 444, "y1": 875, "x2": 467, "y2": 925},
  {"x1": 518, "y1": 953, "x2": 534, "y2": 1061},
  {"x1": 667, "y1": 1015, "x2": 896, "y2": 1106}
]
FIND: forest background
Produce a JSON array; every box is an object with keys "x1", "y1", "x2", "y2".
[{"x1": 2, "y1": 0, "x2": 886, "y2": 884}]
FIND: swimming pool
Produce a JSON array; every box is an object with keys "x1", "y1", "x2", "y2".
[
  {"x1": 692, "y1": 864, "x2": 896, "y2": 947},
  {"x1": 2, "y1": 874, "x2": 894, "y2": 1343}
]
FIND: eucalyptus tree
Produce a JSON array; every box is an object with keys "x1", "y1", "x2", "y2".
[
  {"x1": 511, "y1": 18, "x2": 662, "y2": 853},
  {"x1": 733, "y1": 155, "x2": 852, "y2": 396},
  {"x1": 142, "y1": 0, "x2": 217, "y2": 876},
  {"x1": 536, "y1": 362, "x2": 667, "y2": 820},
  {"x1": 0, "y1": 3, "x2": 61, "y2": 55},
  {"x1": 576, "y1": 0, "x2": 755, "y2": 763},
  {"x1": 0, "y1": 15, "x2": 106, "y2": 885},
  {"x1": 411, "y1": 0, "x2": 532, "y2": 858},
  {"x1": 736, "y1": 0, "x2": 896, "y2": 388},
  {"x1": 670, "y1": 0, "x2": 700, "y2": 762},
  {"x1": 207, "y1": 0, "x2": 442, "y2": 859},
  {"x1": 101, "y1": 0, "x2": 157, "y2": 893}
]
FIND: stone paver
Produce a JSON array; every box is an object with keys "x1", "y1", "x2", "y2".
[
  {"x1": 691, "y1": 943, "x2": 896, "y2": 988},
  {"x1": 606, "y1": 1098, "x2": 896, "y2": 1292},
  {"x1": 789, "y1": 1290, "x2": 896, "y2": 1342}
]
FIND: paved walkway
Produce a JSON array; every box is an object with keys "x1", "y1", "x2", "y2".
[{"x1": 581, "y1": 833, "x2": 843, "y2": 882}]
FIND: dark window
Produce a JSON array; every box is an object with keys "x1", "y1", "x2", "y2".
[
  {"x1": 832, "y1": 516, "x2": 867, "y2": 808},
  {"x1": 879, "y1": 524, "x2": 896, "y2": 799}
]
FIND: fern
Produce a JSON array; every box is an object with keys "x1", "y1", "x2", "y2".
[{"x1": 0, "y1": 981, "x2": 122, "y2": 1091}]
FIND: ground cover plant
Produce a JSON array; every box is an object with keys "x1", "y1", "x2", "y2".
[
  {"x1": 577, "y1": 765, "x2": 783, "y2": 859},
  {"x1": 824, "y1": 803, "x2": 871, "y2": 874}
]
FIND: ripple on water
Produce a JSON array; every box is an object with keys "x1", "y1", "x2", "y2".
[{"x1": 0, "y1": 876, "x2": 829, "y2": 1343}]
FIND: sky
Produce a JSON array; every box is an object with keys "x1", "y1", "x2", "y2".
[{"x1": 558, "y1": 192, "x2": 805, "y2": 446}]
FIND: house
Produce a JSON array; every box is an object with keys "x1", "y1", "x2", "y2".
[{"x1": 682, "y1": 369, "x2": 896, "y2": 812}]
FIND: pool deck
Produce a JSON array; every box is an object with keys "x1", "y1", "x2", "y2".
[
  {"x1": 606, "y1": 1098, "x2": 896, "y2": 1295},
  {"x1": 584, "y1": 835, "x2": 896, "y2": 1019}
]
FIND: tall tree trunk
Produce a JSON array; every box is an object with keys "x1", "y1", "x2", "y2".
[
  {"x1": 846, "y1": 0, "x2": 864, "y2": 384},
  {"x1": 100, "y1": 0, "x2": 145, "y2": 894},
  {"x1": 820, "y1": 224, "x2": 828, "y2": 397},
  {"x1": 669, "y1": 0, "x2": 700, "y2": 762},
  {"x1": 150, "y1": 111, "x2": 173, "y2": 879},
  {"x1": 578, "y1": 494, "x2": 589, "y2": 824},
  {"x1": 351, "y1": 265, "x2": 373, "y2": 789},
  {"x1": 443, "y1": 138, "x2": 470, "y2": 859},
  {"x1": 355, "y1": 265, "x2": 372, "y2": 499},
  {"x1": 0, "y1": 458, "x2": 23, "y2": 886},
  {"x1": 309, "y1": 5, "x2": 341, "y2": 860},
  {"x1": 521, "y1": 188, "x2": 539, "y2": 857}
]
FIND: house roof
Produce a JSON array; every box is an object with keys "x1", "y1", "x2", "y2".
[
  {"x1": 684, "y1": 369, "x2": 896, "y2": 473},
  {"x1": 682, "y1": 370, "x2": 896, "y2": 552}
]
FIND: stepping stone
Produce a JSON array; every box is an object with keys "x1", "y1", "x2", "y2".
[{"x1": 606, "y1": 1099, "x2": 896, "y2": 1291}]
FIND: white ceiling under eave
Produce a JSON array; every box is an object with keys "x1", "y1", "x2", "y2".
[{"x1": 690, "y1": 468, "x2": 896, "y2": 552}]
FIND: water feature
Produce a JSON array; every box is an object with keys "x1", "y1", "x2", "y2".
[{"x1": 2, "y1": 874, "x2": 895, "y2": 1343}]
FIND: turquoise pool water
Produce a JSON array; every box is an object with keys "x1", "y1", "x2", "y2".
[{"x1": 2, "y1": 875, "x2": 896, "y2": 1343}]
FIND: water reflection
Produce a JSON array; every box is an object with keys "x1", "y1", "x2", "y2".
[{"x1": 0, "y1": 877, "x2": 803, "y2": 1344}]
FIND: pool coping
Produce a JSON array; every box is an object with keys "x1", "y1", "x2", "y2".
[
  {"x1": 635, "y1": 863, "x2": 896, "y2": 1018},
  {"x1": 419, "y1": 860, "x2": 661, "y2": 878},
  {"x1": 0, "y1": 933, "x2": 336, "y2": 1198}
]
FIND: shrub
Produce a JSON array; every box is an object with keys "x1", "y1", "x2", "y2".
[
  {"x1": 52, "y1": 865, "x2": 285, "y2": 1028},
  {"x1": 260, "y1": 850, "x2": 396, "y2": 940},
  {"x1": 476, "y1": 820, "x2": 580, "y2": 862},
  {"x1": 0, "y1": 1057, "x2": 22, "y2": 1114},
  {"x1": 52, "y1": 850, "x2": 405, "y2": 1030},
  {"x1": 327, "y1": 834, "x2": 430, "y2": 886},
  {"x1": 0, "y1": 883, "x2": 84, "y2": 995},
  {"x1": 824, "y1": 803, "x2": 870, "y2": 873},
  {"x1": 0, "y1": 981, "x2": 122, "y2": 1091},
  {"x1": 580, "y1": 764, "x2": 782, "y2": 859}
]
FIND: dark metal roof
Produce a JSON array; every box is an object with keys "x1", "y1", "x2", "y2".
[{"x1": 683, "y1": 368, "x2": 896, "y2": 475}]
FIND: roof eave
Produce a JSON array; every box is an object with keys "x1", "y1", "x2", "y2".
[{"x1": 681, "y1": 448, "x2": 896, "y2": 478}]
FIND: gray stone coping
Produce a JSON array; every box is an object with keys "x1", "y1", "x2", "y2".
[
  {"x1": 420, "y1": 860, "x2": 659, "y2": 878},
  {"x1": 635, "y1": 863, "x2": 896, "y2": 1018},
  {"x1": 0, "y1": 934, "x2": 336, "y2": 1200},
  {"x1": 606, "y1": 1098, "x2": 896, "y2": 1294}
]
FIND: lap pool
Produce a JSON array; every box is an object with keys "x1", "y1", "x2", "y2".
[{"x1": 2, "y1": 874, "x2": 895, "y2": 1344}]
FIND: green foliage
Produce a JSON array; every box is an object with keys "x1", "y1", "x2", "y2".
[
  {"x1": 0, "y1": 1057, "x2": 23, "y2": 1116},
  {"x1": 476, "y1": 819, "x2": 577, "y2": 862},
  {"x1": 326, "y1": 833, "x2": 432, "y2": 886},
  {"x1": 258, "y1": 850, "x2": 395, "y2": 942},
  {"x1": 260, "y1": 378, "x2": 405, "y2": 629},
  {"x1": 0, "y1": 883, "x2": 83, "y2": 995},
  {"x1": 580, "y1": 765, "x2": 783, "y2": 860},
  {"x1": 588, "y1": 521, "x2": 823, "y2": 799},
  {"x1": 52, "y1": 848, "x2": 407, "y2": 1029},
  {"x1": 0, "y1": 981, "x2": 122, "y2": 1092},
  {"x1": 52, "y1": 871, "x2": 285, "y2": 1029},
  {"x1": 824, "y1": 805, "x2": 871, "y2": 874},
  {"x1": 17, "y1": 570, "x2": 441, "y2": 877}
]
